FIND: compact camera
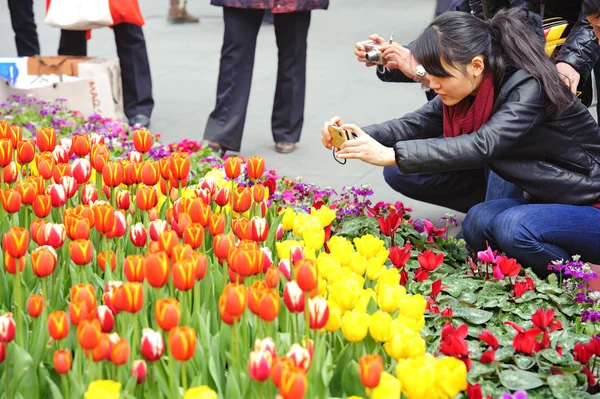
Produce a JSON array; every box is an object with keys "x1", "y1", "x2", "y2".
[
  {"x1": 362, "y1": 41, "x2": 385, "y2": 65},
  {"x1": 328, "y1": 125, "x2": 358, "y2": 149}
]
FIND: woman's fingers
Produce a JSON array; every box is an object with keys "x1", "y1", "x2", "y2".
[
  {"x1": 330, "y1": 116, "x2": 343, "y2": 126},
  {"x1": 339, "y1": 123, "x2": 365, "y2": 136}
]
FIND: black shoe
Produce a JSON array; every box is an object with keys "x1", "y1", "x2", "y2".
[
  {"x1": 129, "y1": 114, "x2": 151, "y2": 128},
  {"x1": 201, "y1": 139, "x2": 227, "y2": 157}
]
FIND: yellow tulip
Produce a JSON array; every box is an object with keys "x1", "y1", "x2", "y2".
[
  {"x1": 433, "y1": 357, "x2": 468, "y2": 399},
  {"x1": 377, "y1": 284, "x2": 405, "y2": 314},
  {"x1": 395, "y1": 314, "x2": 425, "y2": 334},
  {"x1": 341, "y1": 310, "x2": 370, "y2": 343},
  {"x1": 303, "y1": 228, "x2": 325, "y2": 251},
  {"x1": 318, "y1": 277, "x2": 328, "y2": 297},
  {"x1": 369, "y1": 311, "x2": 393, "y2": 342},
  {"x1": 275, "y1": 240, "x2": 302, "y2": 260},
  {"x1": 374, "y1": 268, "x2": 401, "y2": 294},
  {"x1": 375, "y1": 247, "x2": 390, "y2": 265},
  {"x1": 293, "y1": 214, "x2": 321, "y2": 238},
  {"x1": 310, "y1": 205, "x2": 337, "y2": 228},
  {"x1": 183, "y1": 385, "x2": 218, "y2": 399},
  {"x1": 316, "y1": 252, "x2": 338, "y2": 280},
  {"x1": 398, "y1": 294, "x2": 427, "y2": 322},
  {"x1": 353, "y1": 234, "x2": 385, "y2": 259},
  {"x1": 366, "y1": 261, "x2": 385, "y2": 281},
  {"x1": 84, "y1": 380, "x2": 121, "y2": 399},
  {"x1": 324, "y1": 300, "x2": 342, "y2": 332},
  {"x1": 350, "y1": 252, "x2": 367, "y2": 276},
  {"x1": 396, "y1": 355, "x2": 436, "y2": 399},
  {"x1": 327, "y1": 266, "x2": 346, "y2": 285},
  {"x1": 279, "y1": 208, "x2": 297, "y2": 231},
  {"x1": 368, "y1": 372, "x2": 402, "y2": 399},
  {"x1": 355, "y1": 289, "x2": 377, "y2": 313},
  {"x1": 328, "y1": 237, "x2": 355, "y2": 266},
  {"x1": 329, "y1": 279, "x2": 362, "y2": 312},
  {"x1": 384, "y1": 329, "x2": 426, "y2": 360}
]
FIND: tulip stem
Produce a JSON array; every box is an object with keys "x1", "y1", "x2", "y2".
[
  {"x1": 41, "y1": 277, "x2": 48, "y2": 311},
  {"x1": 14, "y1": 264, "x2": 23, "y2": 346},
  {"x1": 304, "y1": 297, "x2": 310, "y2": 344},
  {"x1": 181, "y1": 361, "x2": 188, "y2": 390},
  {"x1": 168, "y1": 353, "x2": 178, "y2": 399},
  {"x1": 5, "y1": 343, "x2": 10, "y2": 399},
  {"x1": 61, "y1": 375, "x2": 69, "y2": 399}
]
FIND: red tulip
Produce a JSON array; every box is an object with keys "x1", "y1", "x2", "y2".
[
  {"x1": 132, "y1": 359, "x2": 147, "y2": 384},
  {"x1": 248, "y1": 349, "x2": 273, "y2": 382},
  {"x1": 283, "y1": 282, "x2": 305, "y2": 313},
  {"x1": 27, "y1": 294, "x2": 44, "y2": 318},
  {"x1": 0, "y1": 313, "x2": 16, "y2": 343},
  {"x1": 53, "y1": 350, "x2": 72, "y2": 374},
  {"x1": 294, "y1": 259, "x2": 318, "y2": 292},
  {"x1": 358, "y1": 354, "x2": 383, "y2": 388},
  {"x1": 96, "y1": 305, "x2": 115, "y2": 333},
  {"x1": 141, "y1": 328, "x2": 164, "y2": 362},
  {"x1": 308, "y1": 296, "x2": 329, "y2": 329}
]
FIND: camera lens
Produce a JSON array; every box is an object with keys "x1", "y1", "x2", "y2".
[{"x1": 365, "y1": 49, "x2": 382, "y2": 63}]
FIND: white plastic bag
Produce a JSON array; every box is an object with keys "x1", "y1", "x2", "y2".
[{"x1": 45, "y1": 0, "x2": 114, "y2": 31}]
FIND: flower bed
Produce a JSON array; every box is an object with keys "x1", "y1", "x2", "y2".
[{"x1": 0, "y1": 96, "x2": 598, "y2": 399}]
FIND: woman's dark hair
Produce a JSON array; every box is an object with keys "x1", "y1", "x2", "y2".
[
  {"x1": 412, "y1": 8, "x2": 573, "y2": 115},
  {"x1": 583, "y1": 0, "x2": 600, "y2": 18}
]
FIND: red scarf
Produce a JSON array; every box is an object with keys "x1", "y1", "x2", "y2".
[{"x1": 443, "y1": 72, "x2": 495, "y2": 138}]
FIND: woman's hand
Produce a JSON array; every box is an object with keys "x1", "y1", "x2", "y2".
[
  {"x1": 354, "y1": 34, "x2": 390, "y2": 67},
  {"x1": 378, "y1": 42, "x2": 418, "y2": 79},
  {"x1": 556, "y1": 62, "x2": 580, "y2": 94},
  {"x1": 321, "y1": 116, "x2": 344, "y2": 150},
  {"x1": 336, "y1": 124, "x2": 396, "y2": 167}
]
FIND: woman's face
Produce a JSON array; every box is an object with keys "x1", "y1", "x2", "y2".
[{"x1": 426, "y1": 57, "x2": 485, "y2": 106}]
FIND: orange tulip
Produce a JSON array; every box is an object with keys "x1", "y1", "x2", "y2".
[
  {"x1": 92, "y1": 202, "x2": 116, "y2": 235},
  {"x1": 280, "y1": 365, "x2": 308, "y2": 399},
  {"x1": 141, "y1": 161, "x2": 160, "y2": 186},
  {"x1": 31, "y1": 246, "x2": 57, "y2": 278},
  {"x1": 2, "y1": 162, "x2": 17, "y2": 184},
  {"x1": 232, "y1": 217, "x2": 252, "y2": 241},
  {"x1": 168, "y1": 152, "x2": 190, "y2": 181},
  {"x1": 16, "y1": 180, "x2": 37, "y2": 205},
  {"x1": 144, "y1": 251, "x2": 170, "y2": 288},
  {"x1": 119, "y1": 160, "x2": 134, "y2": 185},
  {"x1": 4, "y1": 253, "x2": 25, "y2": 274},
  {"x1": 158, "y1": 157, "x2": 170, "y2": 179},
  {"x1": 228, "y1": 244, "x2": 261, "y2": 277},
  {"x1": 8, "y1": 125, "x2": 21, "y2": 148},
  {"x1": 359, "y1": 355, "x2": 383, "y2": 389},
  {"x1": 30, "y1": 219, "x2": 47, "y2": 245},
  {"x1": 172, "y1": 212, "x2": 192, "y2": 239},
  {"x1": 70, "y1": 283, "x2": 96, "y2": 311},
  {"x1": 36, "y1": 152, "x2": 55, "y2": 180},
  {"x1": 232, "y1": 187, "x2": 252, "y2": 213},
  {"x1": 16, "y1": 139, "x2": 36, "y2": 165},
  {"x1": 294, "y1": 259, "x2": 318, "y2": 292},
  {"x1": 172, "y1": 259, "x2": 196, "y2": 291},
  {"x1": 90, "y1": 143, "x2": 110, "y2": 173},
  {"x1": 27, "y1": 294, "x2": 44, "y2": 318},
  {"x1": 182, "y1": 224, "x2": 204, "y2": 249},
  {"x1": 247, "y1": 280, "x2": 268, "y2": 315},
  {"x1": 259, "y1": 289, "x2": 280, "y2": 322},
  {"x1": 51, "y1": 163, "x2": 69, "y2": 184},
  {"x1": 2, "y1": 227, "x2": 29, "y2": 258},
  {"x1": 266, "y1": 267, "x2": 280, "y2": 288},
  {"x1": 0, "y1": 121, "x2": 8, "y2": 139},
  {"x1": 72, "y1": 134, "x2": 91, "y2": 157},
  {"x1": 136, "y1": 184, "x2": 158, "y2": 211},
  {"x1": 69, "y1": 239, "x2": 93, "y2": 266},
  {"x1": 155, "y1": 298, "x2": 180, "y2": 331},
  {"x1": 36, "y1": 128, "x2": 57, "y2": 152},
  {"x1": 112, "y1": 282, "x2": 144, "y2": 313},
  {"x1": 187, "y1": 199, "x2": 211, "y2": 226},
  {"x1": 168, "y1": 326, "x2": 196, "y2": 361},
  {"x1": 159, "y1": 230, "x2": 179, "y2": 257},
  {"x1": 77, "y1": 319, "x2": 102, "y2": 350},
  {"x1": 0, "y1": 139, "x2": 12, "y2": 167},
  {"x1": 224, "y1": 156, "x2": 242, "y2": 179},
  {"x1": 171, "y1": 243, "x2": 193, "y2": 263},
  {"x1": 213, "y1": 233, "x2": 235, "y2": 259},
  {"x1": 133, "y1": 128, "x2": 152, "y2": 153},
  {"x1": 32, "y1": 194, "x2": 52, "y2": 218},
  {"x1": 53, "y1": 350, "x2": 72, "y2": 374},
  {"x1": 48, "y1": 311, "x2": 70, "y2": 340},
  {"x1": 92, "y1": 333, "x2": 111, "y2": 362},
  {"x1": 111, "y1": 338, "x2": 131, "y2": 365},
  {"x1": 221, "y1": 283, "x2": 247, "y2": 316},
  {"x1": 208, "y1": 213, "x2": 226, "y2": 236},
  {"x1": 252, "y1": 183, "x2": 266, "y2": 203},
  {"x1": 65, "y1": 214, "x2": 91, "y2": 240},
  {"x1": 124, "y1": 255, "x2": 145, "y2": 283},
  {"x1": 271, "y1": 357, "x2": 295, "y2": 389},
  {"x1": 98, "y1": 250, "x2": 117, "y2": 272},
  {"x1": 218, "y1": 294, "x2": 240, "y2": 325},
  {"x1": 131, "y1": 162, "x2": 144, "y2": 184},
  {"x1": 246, "y1": 156, "x2": 265, "y2": 180},
  {"x1": 68, "y1": 301, "x2": 88, "y2": 325},
  {"x1": 191, "y1": 252, "x2": 207, "y2": 280},
  {"x1": 0, "y1": 189, "x2": 21, "y2": 213},
  {"x1": 102, "y1": 162, "x2": 124, "y2": 188}
]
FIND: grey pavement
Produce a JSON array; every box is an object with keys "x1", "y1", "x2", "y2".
[{"x1": 0, "y1": 0, "x2": 464, "y2": 223}]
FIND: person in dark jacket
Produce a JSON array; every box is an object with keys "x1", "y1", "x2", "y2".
[
  {"x1": 322, "y1": 9, "x2": 600, "y2": 276},
  {"x1": 7, "y1": 0, "x2": 40, "y2": 56},
  {"x1": 202, "y1": 0, "x2": 328, "y2": 155}
]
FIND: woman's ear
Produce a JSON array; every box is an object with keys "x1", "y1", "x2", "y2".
[{"x1": 471, "y1": 56, "x2": 485, "y2": 77}]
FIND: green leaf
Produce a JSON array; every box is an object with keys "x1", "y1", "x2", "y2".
[
  {"x1": 515, "y1": 355, "x2": 536, "y2": 370},
  {"x1": 480, "y1": 295, "x2": 508, "y2": 309},
  {"x1": 494, "y1": 347, "x2": 515, "y2": 362},
  {"x1": 499, "y1": 370, "x2": 544, "y2": 390},
  {"x1": 11, "y1": 343, "x2": 38, "y2": 398},
  {"x1": 452, "y1": 307, "x2": 493, "y2": 325},
  {"x1": 341, "y1": 360, "x2": 367, "y2": 398},
  {"x1": 442, "y1": 278, "x2": 481, "y2": 298},
  {"x1": 539, "y1": 349, "x2": 563, "y2": 365},
  {"x1": 547, "y1": 374, "x2": 578, "y2": 399},
  {"x1": 328, "y1": 345, "x2": 353, "y2": 397},
  {"x1": 44, "y1": 375, "x2": 64, "y2": 399},
  {"x1": 468, "y1": 362, "x2": 496, "y2": 380}
]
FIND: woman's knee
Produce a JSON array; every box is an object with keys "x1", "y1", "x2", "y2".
[{"x1": 463, "y1": 202, "x2": 497, "y2": 251}]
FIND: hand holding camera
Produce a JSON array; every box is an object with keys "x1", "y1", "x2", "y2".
[{"x1": 355, "y1": 34, "x2": 397, "y2": 68}]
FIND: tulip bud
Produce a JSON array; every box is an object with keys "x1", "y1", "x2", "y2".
[
  {"x1": 128, "y1": 223, "x2": 147, "y2": 248},
  {"x1": 27, "y1": 294, "x2": 44, "y2": 318},
  {"x1": 283, "y1": 282, "x2": 305, "y2": 313},
  {"x1": 116, "y1": 190, "x2": 131, "y2": 211},
  {"x1": 168, "y1": 326, "x2": 196, "y2": 361},
  {"x1": 276, "y1": 224, "x2": 284, "y2": 240},
  {"x1": 149, "y1": 219, "x2": 168, "y2": 241},
  {"x1": 133, "y1": 129, "x2": 152, "y2": 153},
  {"x1": 72, "y1": 134, "x2": 91, "y2": 157},
  {"x1": 81, "y1": 184, "x2": 98, "y2": 205},
  {"x1": 44, "y1": 223, "x2": 66, "y2": 249},
  {"x1": 47, "y1": 311, "x2": 70, "y2": 341},
  {"x1": 260, "y1": 247, "x2": 273, "y2": 273},
  {"x1": 249, "y1": 349, "x2": 273, "y2": 382},
  {"x1": 290, "y1": 245, "x2": 304, "y2": 264},
  {"x1": 0, "y1": 189, "x2": 21, "y2": 213},
  {"x1": 53, "y1": 350, "x2": 73, "y2": 374},
  {"x1": 154, "y1": 298, "x2": 180, "y2": 332},
  {"x1": 132, "y1": 359, "x2": 147, "y2": 384},
  {"x1": 0, "y1": 313, "x2": 16, "y2": 343},
  {"x1": 31, "y1": 245, "x2": 58, "y2": 277},
  {"x1": 278, "y1": 259, "x2": 292, "y2": 282},
  {"x1": 286, "y1": 344, "x2": 311, "y2": 372},
  {"x1": 47, "y1": 184, "x2": 67, "y2": 208},
  {"x1": 265, "y1": 267, "x2": 280, "y2": 288},
  {"x1": 309, "y1": 296, "x2": 329, "y2": 329},
  {"x1": 96, "y1": 305, "x2": 115, "y2": 333},
  {"x1": 358, "y1": 354, "x2": 383, "y2": 389},
  {"x1": 214, "y1": 187, "x2": 230, "y2": 207},
  {"x1": 140, "y1": 328, "x2": 164, "y2": 362}
]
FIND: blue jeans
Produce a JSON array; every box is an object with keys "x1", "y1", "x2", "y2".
[{"x1": 463, "y1": 199, "x2": 600, "y2": 277}]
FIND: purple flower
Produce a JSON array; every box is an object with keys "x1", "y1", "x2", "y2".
[{"x1": 501, "y1": 391, "x2": 528, "y2": 399}]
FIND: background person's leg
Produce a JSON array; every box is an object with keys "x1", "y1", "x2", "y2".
[
  {"x1": 113, "y1": 23, "x2": 154, "y2": 125},
  {"x1": 7, "y1": 0, "x2": 39, "y2": 56},
  {"x1": 203, "y1": 8, "x2": 263, "y2": 152},
  {"x1": 271, "y1": 11, "x2": 311, "y2": 149},
  {"x1": 462, "y1": 198, "x2": 527, "y2": 252},
  {"x1": 383, "y1": 166, "x2": 487, "y2": 213},
  {"x1": 58, "y1": 30, "x2": 87, "y2": 56},
  {"x1": 492, "y1": 204, "x2": 600, "y2": 277}
]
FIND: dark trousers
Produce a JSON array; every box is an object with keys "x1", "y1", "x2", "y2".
[
  {"x1": 58, "y1": 24, "x2": 154, "y2": 119},
  {"x1": 7, "y1": 0, "x2": 40, "y2": 56},
  {"x1": 204, "y1": 7, "x2": 311, "y2": 152}
]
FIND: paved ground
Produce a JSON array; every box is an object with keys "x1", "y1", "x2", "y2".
[{"x1": 0, "y1": 0, "x2": 465, "y2": 223}]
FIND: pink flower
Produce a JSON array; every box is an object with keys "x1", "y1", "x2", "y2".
[
  {"x1": 477, "y1": 247, "x2": 500, "y2": 264},
  {"x1": 492, "y1": 265, "x2": 505, "y2": 280}
]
